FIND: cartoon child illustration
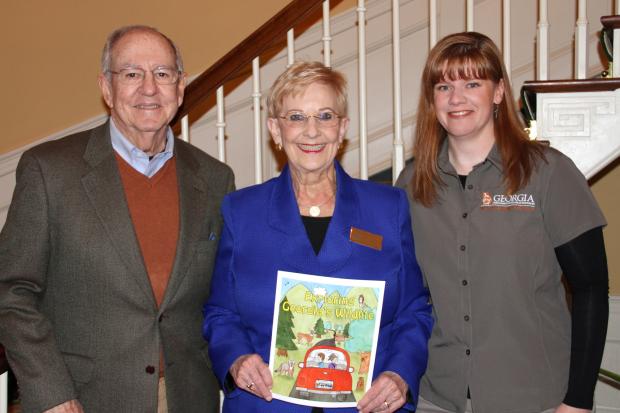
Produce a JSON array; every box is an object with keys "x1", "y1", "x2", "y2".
[
  {"x1": 328, "y1": 353, "x2": 338, "y2": 369},
  {"x1": 317, "y1": 352, "x2": 326, "y2": 367},
  {"x1": 358, "y1": 294, "x2": 369, "y2": 310}
]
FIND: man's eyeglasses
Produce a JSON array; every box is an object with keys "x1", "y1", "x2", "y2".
[
  {"x1": 278, "y1": 110, "x2": 342, "y2": 128},
  {"x1": 107, "y1": 68, "x2": 181, "y2": 85}
]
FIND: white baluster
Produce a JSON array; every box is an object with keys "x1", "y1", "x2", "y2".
[
  {"x1": 287, "y1": 29, "x2": 295, "y2": 67},
  {"x1": 537, "y1": 0, "x2": 549, "y2": 80},
  {"x1": 181, "y1": 115, "x2": 190, "y2": 142},
  {"x1": 430, "y1": 0, "x2": 437, "y2": 48},
  {"x1": 614, "y1": 29, "x2": 620, "y2": 77},
  {"x1": 323, "y1": 0, "x2": 332, "y2": 67},
  {"x1": 216, "y1": 86, "x2": 226, "y2": 163},
  {"x1": 503, "y1": 0, "x2": 511, "y2": 74},
  {"x1": 357, "y1": 0, "x2": 368, "y2": 180},
  {"x1": 252, "y1": 57, "x2": 263, "y2": 184},
  {"x1": 575, "y1": 0, "x2": 588, "y2": 79},
  {"x1": 0, "y1": 372, "x2": 7, "y2": 413},
  {"x1": 467, "y1": 0, "x2": 474, "y2": 31},
  {"x1": 392, "y1": 0, "x2": 404, "y2": 183},
  {"x1": 615, "y1": 0, "x2": 620, "y2": 77}
]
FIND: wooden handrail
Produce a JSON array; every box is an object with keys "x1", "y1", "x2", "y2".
[
  {"x1": 520, "y1": 78, "x2": 620, "y2": 122},
  {"x1": 522, "y1": 78, "x2": 620, "y2": 94},
  {"x1": 173, "y1": 0, "x2": 342, "y2": 126},
  {"x1": 601, "y1": 15, "x2": 620, "y2": 30}
]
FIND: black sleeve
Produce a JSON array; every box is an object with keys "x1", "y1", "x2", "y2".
[
  {"x1": 555, "y1": 226, "x2": 608, "y2": 409},
  {"x1": 223, "y1": 372, "x2": 237, "y2": 394}
]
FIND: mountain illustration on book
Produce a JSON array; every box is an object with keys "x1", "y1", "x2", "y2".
[{"x1": 269, "y1": 271, "x2": 385, "y2": 407}]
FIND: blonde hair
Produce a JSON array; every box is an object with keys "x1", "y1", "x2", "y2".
[
  {"x1": 412, "y1": 31, "x2": 544, "y2": 206},
  {"x1": 267, "y1": 61, "x2": 348, "y2": 117}
]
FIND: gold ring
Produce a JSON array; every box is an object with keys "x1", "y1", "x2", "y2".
[
  {"x1": 246, "y1": 382, "x2": 255, "y2": 390},
  {"x1": 384, "y1": 400, "x2": 391, "y2": 409}
]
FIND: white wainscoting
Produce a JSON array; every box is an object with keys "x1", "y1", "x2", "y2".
[{"x1": 536, "y1": 89, "x2": 620, "y2": 179}]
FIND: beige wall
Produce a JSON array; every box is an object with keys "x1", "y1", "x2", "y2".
[
  {"x1": 0, "y1": 0, "x2": 355, "y2": 154},
  {"x1": 1, "y1": 0, "x2": 617, "y2": 294}
]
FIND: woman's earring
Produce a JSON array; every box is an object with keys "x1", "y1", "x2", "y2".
[
  {"x1": 494, "y1": 104, "x2": 499, "y2": 119},
  {"x1": 276, "y1": 143, "x2": 283, "y2": 151}
]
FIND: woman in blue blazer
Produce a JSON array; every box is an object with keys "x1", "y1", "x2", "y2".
[{"x1": 203, "y1": 62, "x2": 432, "y2": 413}]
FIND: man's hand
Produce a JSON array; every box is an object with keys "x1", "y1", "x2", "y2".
[
  {"x1": 230, "y1": 353, "x2": 273, "y2": 401},
  {"x1": 44, "y1": 400, "x2": 84, "y2": 413},
  {"x1": 554, "y1": 403, "x2": 590, "y2": 413},
  {"x1": 357, "y1": 371, "x2": 408, "y2": 413}
]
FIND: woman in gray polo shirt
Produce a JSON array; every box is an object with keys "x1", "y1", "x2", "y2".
[{"x1": 396, "y1": 32, "x2": 608, "y2": 413}]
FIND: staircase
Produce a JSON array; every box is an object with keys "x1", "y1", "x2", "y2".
[{"x1": 172, "y1": 0, "x2": 620, "y2": 188}]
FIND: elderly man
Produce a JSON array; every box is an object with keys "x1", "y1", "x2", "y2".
[{"x1": 0, "y1": 26, "x2": 233, "y2": 413}]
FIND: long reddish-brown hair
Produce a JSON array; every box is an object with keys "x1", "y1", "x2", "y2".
[{"x1": 412, "y1": 31, "x2": 544, "y2": 207}]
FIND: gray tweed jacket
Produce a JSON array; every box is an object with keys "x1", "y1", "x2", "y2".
[{"x1": 0, "y1": 122, "x2": 233, "y2": 413}]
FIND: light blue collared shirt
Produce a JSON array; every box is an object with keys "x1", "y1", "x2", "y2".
[{"x1": 109, "y1": 118, "x2": 175, "y2": 178}]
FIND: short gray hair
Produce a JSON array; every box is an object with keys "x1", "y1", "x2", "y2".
[{"x1": 101, "y1": 25, "x2": 184, "y2": 79}]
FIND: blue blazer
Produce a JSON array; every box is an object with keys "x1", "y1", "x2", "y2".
[{"x1": 203, "y1": 162, "x2": 432, "y2": 412}]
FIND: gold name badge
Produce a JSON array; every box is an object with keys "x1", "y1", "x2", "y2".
[{"x1": 349, "y1": 227, "x2": 383, "y2": 251}]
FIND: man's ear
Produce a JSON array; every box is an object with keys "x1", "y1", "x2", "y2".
[
  {"x1": 98, "y1": 74, "x2": 114, "y2": 108},
  {"x1": 176, "y1": 72, "x2": 187, "y2": 107}
]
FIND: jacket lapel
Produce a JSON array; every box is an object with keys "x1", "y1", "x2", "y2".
[
  {"x1": 317, "y1": 162, "x2": 358, "y2": 274},
  {"x1": 268, "y1": 162, "x2": 358, "y2": 276},
  {"x1": 160, "y1": 142, "x2": 212, "y2": 308},
  {"x1": 80, "y1": 122, "x2": 155, "y2": 307},
  {"x1": 269, "y1": 165, "x2": 319, "y2": 272}
]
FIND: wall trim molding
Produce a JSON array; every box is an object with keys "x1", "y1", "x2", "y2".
[{"x1": 0, "y1": 114, "x2": 108, "y2": 175}]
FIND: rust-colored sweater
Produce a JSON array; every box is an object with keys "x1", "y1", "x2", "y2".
[{"x1": 115, "y1": 154, "x2": 179, "y2": 307}]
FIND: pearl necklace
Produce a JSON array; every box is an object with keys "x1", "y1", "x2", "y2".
[{"x1": 297, "y1": 192, "x2": 336, "y2": 217}]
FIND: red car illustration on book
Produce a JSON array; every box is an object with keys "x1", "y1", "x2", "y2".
[{"x1": 290, "y1": 345, "x2": 356, "y2": 402}]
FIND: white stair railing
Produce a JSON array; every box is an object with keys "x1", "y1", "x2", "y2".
[
  {"x1": 537, "y1": 0, "x2": 549, "y2": 80},
  {"x1": 575, "y1": 0, "x2": 589, "y2": 79},
  {"x1": 391, "y1": 0, "x2": 404, "y2": 182},
  {"x1": 322, "y1": 0, "x2": 332, "y2": 67},
  {"x1": 178, "y1": 0, "x2": 616, "y2": 186},
  {"x1": 357, "y1": 0, "x2": 368, "y2": 180}
]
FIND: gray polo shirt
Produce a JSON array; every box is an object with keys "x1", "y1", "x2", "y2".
[{"x1": 396, "y1": 142, "x2": 606, "y2": 413}]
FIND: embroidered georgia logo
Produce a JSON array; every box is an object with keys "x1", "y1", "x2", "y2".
[{"x1": 480, "y1": 192, "x2": 536, "y2": 210}]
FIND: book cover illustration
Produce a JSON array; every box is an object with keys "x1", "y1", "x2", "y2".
[{"x1": 268, "y1": 270, "x2": 385, "y2": 408}]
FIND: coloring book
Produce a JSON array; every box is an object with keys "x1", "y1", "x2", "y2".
[{"x1": 268, "y1": 270, "x2": 385, "y2": 408}]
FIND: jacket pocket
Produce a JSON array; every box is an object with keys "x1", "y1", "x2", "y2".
[{"x1": 61, "y1": 351, "x2": 95, "y2": 385}]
